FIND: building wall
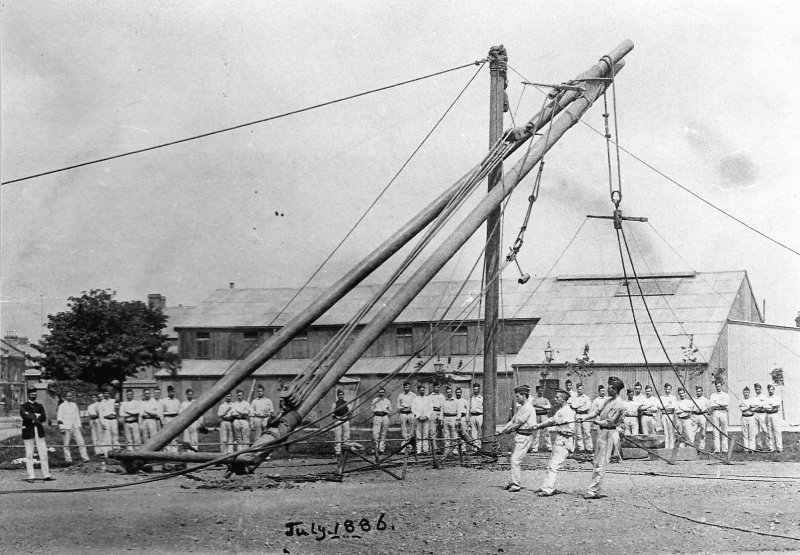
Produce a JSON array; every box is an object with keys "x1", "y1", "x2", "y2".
[{"x1": 726, "y1": 322, "x2": 799, "y2": 426}]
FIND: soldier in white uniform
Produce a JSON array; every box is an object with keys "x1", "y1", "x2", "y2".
[
  {"x1": 139, "y1": 389, "x2": 162, "y2": 443},
  {"x1": 660, "y1": 383, "x2": 677, "y2": 449},
  {"x1": 468, "y1": 383, "x2": 484, "y2": 451},
  {"x1": 530, "y1": 386, "x2": 552, "y2": 453},
  {"x1": 250, "y1": 384, "x2": 275, "y2": 441},
  {"x1": 411, "y1": 384, "x2": 432, "y2": 454},
  {"x1": 691, "y1": 385, "x2": 710, "y2": 451},
  {"x1": 623, "y1": 389, "x2": 640, "y2": 435},
  {"x1": 98, "y1": 391, "x2": 119, "y2": 456},
  {"x1": 179, "y1": 388, "x2": 203, "y2": 450},
  {"x1": 639, "y1": 385, "x2": 659, "y2": 435},
  {"x1": 499, "y1": 385, "x2": 536, "y2": 492},
  {"x1": 230, "y1": 389, "x2": 253, "y2": 451},
  {"x1": 161, "y1": 386, "x2": 182, "y2": 453},
  {"x1": 674, "y1": 387, "x2": 695, "y2": 448},
  {"x1": 371, "y1": 387, "x2": 392, "y2": 455},
  {"x1": 764, "y1": 384, "x2": 783, "y2": 452},
  {"x1": 752, "y1": 383, "x2": 769, "y2": 450},
  {"x1": 86, "y1": 393, "x2": 103, "y2": 455},
  {"x1": 579, "y1": 377, "x2": 626, "y2": 499},
  {"x1": 56, "y1": 391, "x2": 90, "y2": 463},
  {"x1": 428, "y1": 383, "x2": 445, "y2": 451},
  {"x1": 441, "y1": 387, "x2": 460, "y2": 451},
  {"x1": 119, "y1": 389, "x2": 142, "y2": 450},
  {"x1": 396, "y1": 381, "x2": 416, "y2": 453},
  {"x1": 738, "y1": 386, "x2": 758, "y2": 451},
  {"x1": 152, "y1": 389, "x2": 163, "y2": 431},
  {"x1": 454, "y1": 387, "x2": 469, "y2": 432},
  {"x1": 217, "y1": 393, "x2": 234, "y2": 454},
  {"x1": 532, "y1": 390, "x2": 575, "y2": 496},
  {"x1": 708, "y1": 380, "x2": 730, "y2": 453},
  {"x1": 569, "y1": 383, "x2": 592, "y2": 452},
  {"x1": 564, "y1": 380, "x2": 576, "y2": 398}
]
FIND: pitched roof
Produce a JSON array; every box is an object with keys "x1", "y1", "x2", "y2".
[
  {"x1": 512, "y1": 270, "x2": 756, "y2": 366},
  {"x1": 175, "y1": 279, "x2": 537, "y2": 329}
]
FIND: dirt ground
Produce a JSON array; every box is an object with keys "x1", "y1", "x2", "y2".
[{"x1": 1, "y1": 450, "x2": 799, "y2": 555}]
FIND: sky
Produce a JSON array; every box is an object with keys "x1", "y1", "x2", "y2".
[{"x1": 2, "y1": 1, "x2": 799, "y2": 343}]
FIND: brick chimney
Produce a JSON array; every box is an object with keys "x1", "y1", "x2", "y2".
[{"x1": 148, "y1": 294, "x2": 166, "y2": 310}]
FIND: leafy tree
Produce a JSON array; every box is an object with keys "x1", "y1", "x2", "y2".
[{"x1": 31, "y1": 289, "x2": 170, "y2": 396}]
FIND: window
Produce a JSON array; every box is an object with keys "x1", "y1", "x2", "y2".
[
  {"x1": 450, "y1": 325, "x2": 468, "y2": 355},
  {"x1": 179, "y1": 333, "x2": 191, "y2": 359},
  {"x1": 195, "y1": 332, "x2": 211, "y2": 359},
  {"x1": 290, "y1": 331, "x2": 309, "y2": 358},
  {"x1": 396, "y1": 327, "x2": 413, "y2": 356}
]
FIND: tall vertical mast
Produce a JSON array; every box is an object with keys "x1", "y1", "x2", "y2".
[{"x1": 483, "y1": 45, "x2": 507, "y2": 449}]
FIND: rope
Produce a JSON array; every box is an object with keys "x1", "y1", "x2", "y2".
[
  {"x1": 1, "y1": 60, "x2": 486, "y2": 186},
  {"x1": 507, "y1": 64, "x2": 800, "y2": 258}
]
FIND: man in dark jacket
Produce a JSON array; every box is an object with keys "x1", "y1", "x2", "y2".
[{"x1": 20, "y1": 390, "x2": 54, "y2": 482}]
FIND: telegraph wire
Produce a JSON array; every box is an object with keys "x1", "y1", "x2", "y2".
[{"x1": 1, "y1": 60, "x2": 485, "y2": 186}]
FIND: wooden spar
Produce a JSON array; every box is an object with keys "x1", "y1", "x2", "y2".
[
  {"x1": 483, "y1": 45, "x2": 507, "y2": 451},
  {"x1": 119, "y1": 77, "x2": 585, "y2": 468},
  {"x1": 231, "y1": 41, "x2": 633, "y2": 469},
  {"x1": 119, "y1": 40, "x2": 632, "y2": 469}
]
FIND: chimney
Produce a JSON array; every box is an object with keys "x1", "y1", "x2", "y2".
[
  {"x1": 229, "y1": 282, "x2": 235, "y2": 289},
  {"x1": 148, "y1": 294, "x2": 166, "y2": 310},
  {"x1": 795, "y1": 311, "x2": 800, "y2": 328}
]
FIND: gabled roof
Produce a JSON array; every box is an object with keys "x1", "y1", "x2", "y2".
[
  {"x1": 162, "y1": 305, "x2": 196, "y2": 337},
  {"x1": 175, "y1": 279, "x2": 537, "y2": 329},
  {"x1": 513, "y1": 270, "x2": 757, "y2": 366}
]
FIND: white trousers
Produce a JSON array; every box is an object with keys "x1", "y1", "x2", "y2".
[
  {"x1": 123, "y1": 422, "x2": 141, "y2": 450},
  {"x1": 661, "y1": 413, "x2": 676, "y2": 449},
  {"x1": 89, "y1": 418, "x2": 103, "y2": 454},
  {"x1": 640, "y1": 415, "x2": 657, "y2": 435},
  {"x1": 576, "y1": 420, "x2": 594, "y2": 451},
  {"x1": 101, "y1": 418, "x2": 120, "y2": 454},
  {"x1": 690, "y1": 415, "x2": 706, "y2": 450},
  {"x1": 709, "y1": 410, "x2": 728, "y2": 453},
  {"x1": 219, "y1": 421, "x2": 234, "y2": 453},
  {"x1": 540, "y1": 434, "x2": 573, "y2": 494},
  {"x1": 251, "y1": 416, "x2": 269, "y2": 440},
  {"x1": 676, "y1": 417, "x2": 694, "y2": 448},
  {"x1": 754, "y1": 413, "x2": 768, "y2": 449},
  {"x1": 62, "y1": 427, "x2": 89, "y2": 462},
  {"x1": 623, "y1": 416, "x2": 639, "y2": 435},
  {"x1": 372, "y1": 416, "x2": 389, "y2": 453},
  {"x1": 741, "y1": 416, "x2": 757, "y2": 451},
  {"x1": 399, "y1": 413, "x2": 414, "y2": 450},
  {"x1": 333, "y1": 419, "x2": 350, "y2": 455},
  {"x1": 414, "y1": 419, "x2": 430, "y2": 453},
  {"x1": 443, "y1": 416, "x2": 459, "y2": 449},
  {"x1": 469, "y1": 415, "x2": 483, "y2": 450},
  {"x1": 24, "y1": 428, "x2": 51, "y2": 479},
  {"x1": 586, "y1": 428, "x2": 617, "y2": 496},
  {"x1": 183, "y1": 422, "x2": 200, "y2": 450},
  {"x1": 141, "y1": 419, "x2": 159, "y2": 443},
  {"x1": 766, "y1": 413, "x2": 783, "y2": 452},
  {"x1": 509, "y1": 433, "x2": 534, "y2": 487},
  {"x1": 232, "y1": 419, "x2": 250, "y2": 450}
]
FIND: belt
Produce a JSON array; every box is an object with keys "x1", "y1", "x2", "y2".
[
  {"x1": 753, "y1": 409, "x2": 765, "y2": 413},
  {"x1": 642, "y1": 413, "x2": 657, "y2": 417},
  {"x1": 556, "y1": 431, "x2": 573, "y2": 438},
  {"x1": 766, "y1": 409, "x2": 779, "y2": 414},
  {"x1": 691, "y1": 411, "x2": 704, "y2": 415},
  {"x1": 712, "y1": 408, "x2": 728, "y2": 412},
  {"x1": 90, "y1": 415, "x2": 99, "y2": 419},
  {"x1": 535, "y1": 409, "x2": 548, "y2": 415},
  {"x1": 124, "y1": 417, "x2": 139, "y2": 423},
  {"x1": 576, "y1": 410, "x2": 589, "y2": 414},
  {"x1": 470, "y1": 412, "x2": 483, "y2": 416},
  {"x1": 103, "y1": 415, "x2": 117, "y2": 420},
  {"x1": 400, "y1": 409, "x2": 412, "y2": 414},
  {"x1": 334, "y1": 414, "x2": 349, "y2": 420},
  {"x1": 444, "y1": 413, "x2": 458, "y2": 417},
  {"x1": 516, "y1": 430, "x2": 533, "y2": 436},
  {"x1": 163, "y1": 413, "x2": 178, "y2": 418},
  {"x1": 663, "y1": 409, "x2": 675, "y2": 414},
  {"x1": 598, "y1": 425, "x2": 618, "y2": 430},
  {"x1": 625, "y1": 414, "x2": 638, "y2": 418},
  {"x1": 433, "y1": 407, "x2": 442, "y2": 412},
  {"x1": 143, "y1": 415, "x2": 159, "y2": 419},
  {"x1": 741, "y1": 413, "x2": 754, "y2": 417},
  {"x1": 678, "y1": 415, "x2": 690, "y2": 420},
  {"x1": 373, "y1": 411, "x2": 388, "y2": 417}
]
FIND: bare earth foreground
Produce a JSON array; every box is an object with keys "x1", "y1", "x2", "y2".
[{"x1": 1, "y1": 454, "x2": 799, "y2": 555}]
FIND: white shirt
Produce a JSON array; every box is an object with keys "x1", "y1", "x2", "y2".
[
  {"x1": 640, "y1": 395, "x2": 659, "y2": 417},
  {"x1": 218, "y1": 401, "x2": 233, "y2": 420},
  {"x1": 455, "y1": 397, "x2": 469, "y2": 417},
  {"x1": 98, "y1": 398, "x2": 117, "y2": 419},
  {"x1": 676, "y1": 398, "x2": 694, "y2": 418},
  {"x1": 161, "y1": 397, "x2": 181, "y2": 416},
  {"x1": 372, "y1": 397, "x2": 392, "y2": 415},
  {"x1": 429, "y1": 393, "x2": 445, "y2": 414},
  {"x1": 180, "y1": 399, "x2": 204, "y2": 425},
  {"x1": 87, "y1": 402, "x2": 100, "y2": 418},
  {"x1": 120, "y1": 400, "x2": 142, "y2": 421},
  {"x1": 709, "y1": 391, "x2": 730, "y2": 411},
  {"x1": 764, "y1": 395, "x2": 782, "y2": 414},
  {"x1": 57, "y1": 401, "x2": 82, "y2": 429},
  {"x1": 568, "y1": 393, "x2": 591, "y2": 413},
  {"x1": 589, "y1": 395, "x2": 608, "y2": 415},
  {"x1": 468, "y1": 394, "x2": 484, "y2": 415},
  {"x1": 251, "y1": 397, "x2": 274, "y2": 418},
  {"x1": 500, "y1": 399, "x2": 537, "y2": 434},
  {"x1": 692, "y1": 396, "x2": 710, "y2": 414},
  {"x1": 660, "y1": 394, "x2": 677, "y2": 414},
  {"x1": 396, "y1": 392, "x2": 416, "y2": 412},
  {"x1": 140, "y1": 398, "x2": 162, "y2": 419},
  {"x1": 230, "y1": 400, "x2": 252, "y2": 418},
  {"x1": 624, "y1": 399, "x2": 641, "y2": 417},
  {"x1": 411, "y1": 394, "x2": 432, "y2": 420}
]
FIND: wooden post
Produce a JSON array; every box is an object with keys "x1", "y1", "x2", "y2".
[{"x1": 482, "y1": 45, "x2": 507, "y2": 452}]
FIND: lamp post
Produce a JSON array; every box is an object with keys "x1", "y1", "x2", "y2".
[{"x1": 544, "y1": 342, "x2": 554, "y2": 364}]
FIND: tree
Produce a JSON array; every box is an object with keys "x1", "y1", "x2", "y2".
[{"x1": 31, "y1": 289, "x2": 171, "y2": 396}]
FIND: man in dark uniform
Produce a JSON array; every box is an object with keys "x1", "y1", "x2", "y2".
[
  {"x1": 332, "y1": 390, "x2": 351, "y2": 456},
  {"x1": 20, "y1": 390, "x2": 54, "y2": 482}
]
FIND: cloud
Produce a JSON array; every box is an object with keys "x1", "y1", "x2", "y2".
[
  {"x1": 718, "y1": 152, "x2": 759, "y2": 190},
  {"x1": 683, "y1": 120, "x2": 759, "y2": 190}
]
